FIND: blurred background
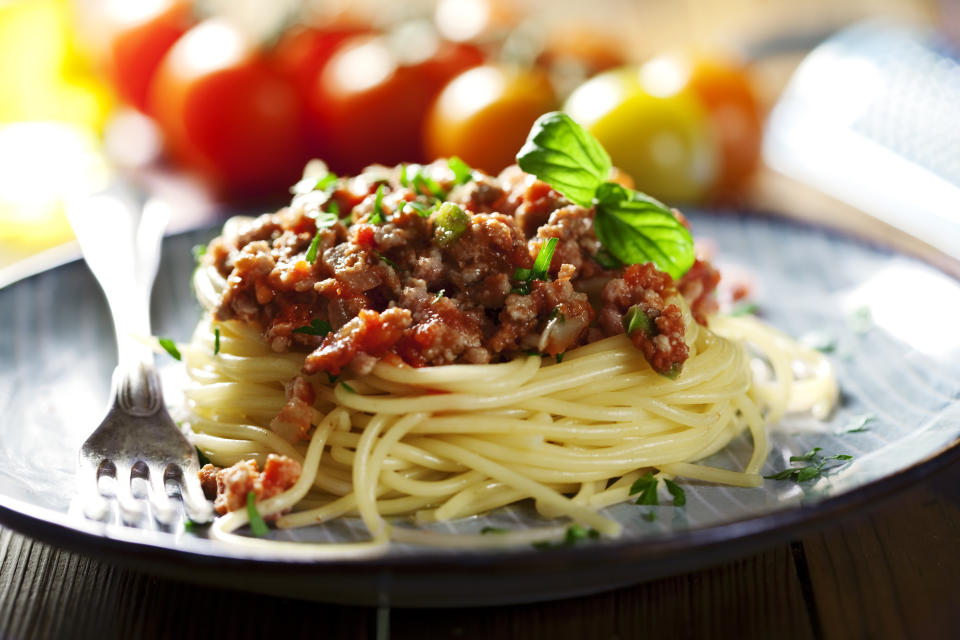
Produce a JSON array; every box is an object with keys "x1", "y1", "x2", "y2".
[{"x1": 0, "y1": 0, "x2": 956, "y2": 279}]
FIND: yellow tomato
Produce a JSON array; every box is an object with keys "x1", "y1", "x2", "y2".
[
  {"x1": 563, "y1": 65, "x2": 717, "y2": 204},
  {"x1": 424, "y1": 64, "x2": 557, "y2": 175}
]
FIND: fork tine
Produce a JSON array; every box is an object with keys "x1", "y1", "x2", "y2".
[
  {"x1": 179, "y1": 464, "x2": 214, "y2": 524},
  {"x1": 113, "y1": 462, "x2": 146, "y2": 524},
  {"x1": 146, "y1": 463, "x2": 176, "y2": 525},
  {"x1": 78, "y1": 457, "x2": 110, "y2": 521}
]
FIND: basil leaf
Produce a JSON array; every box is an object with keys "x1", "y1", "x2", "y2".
[
  {"x1": 516, "y1": 111, "x2": 611, "y2": 207},
  {"x1": 593, "y1": 183, "x2": 694, "y2": 280}
]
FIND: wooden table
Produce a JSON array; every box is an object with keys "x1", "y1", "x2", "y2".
[{"x1": 2, "y1": 456, "x2": 959, "y2": 640}]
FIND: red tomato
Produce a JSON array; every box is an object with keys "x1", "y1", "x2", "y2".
[
  {"x1": 309, "y1": 28, "x2": 484, "y2": 173},
  {"x1": 683, "y1": 57, "x2": 763, "y2": 199},
  {"x1": 104, "y1": 0, "x2": 193, "y2": 113},
  {"x1": 271, "y1": 23, "x2": 372, "y2": 158},
  {"x1": 424, "y1": 64, "x2": 556, "y2": 174},
  {"x1": 149, "y1": 19, "x2": 306, "y2": 198}
]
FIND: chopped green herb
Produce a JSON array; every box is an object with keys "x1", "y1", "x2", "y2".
[
  {"x1": 246, "y1": 491, "x2": 270, "y2": 537},
  {"x1": 729, "y1": 302, "x2": 758, "y2": 317},
  {"x1": 480, "y1": 526, "x2": 509, "y2": 534},
  {"x1": 403, "y1": 200, "x2": 437, "y2": 218},
  {"x1": 434, "y1": 289, "x2": 445, "y2": 302},
  {"x1": 642, "y1": 511, "x2": 656, "y2": 522},
  {"x1": 315, "y1": 172, "x2": 337, "y2": 192},
  {"x1": 664, "y1": 478, "x2": 686, "y2": 506},
  {"x1": 516, "y1": 112, "x2": 694, "y2": 279},
  {"x1": 513, "y1": 237, "x2": 558, "y2": 295},
  {"x1": 399, "y1": 164, "x2": 409, "y2": 187},
  {"x1": 305, "y1": 231, "x2": 323, "y2": 264},
  {"x1": 213, "y1": 327, "x2": 221, "y2": 355},
  {"x1": 801, "y1": 329, "x2": 836, "y2": 352},
  {"x1": 533, "y1": 524, "x2": 600, "y2": 549},
  {"x1": 623, "y1": 304, "x2": 653, "y2": 336},
  {"x1": 183, "y1": 518, "x2": 199, "y2": 533},
  {"x1": 848, "y1": 306, "x2": 873, "y2": 334},
  {"x1": 629, "y1": 471, "x2": 659, "y2": 506},
  {"x1": 548, "y1": 307, "x2": 565, "y2": 322},
  {"x1": 840, "y1": 414, "x2": 875, "y2": 434},
  {"x1": 292, "y1": 318, "x2": 332, "y2": 336},
  {"x1": 369, "y1": 184, "x2": 386, "y2": 224},
  {"x1": 433, "y1": 202, "x2": 469, "y2": 246},
  {"x1": 195, "y1": 446, "x2": 212, "y2": 466},
  {"x1": 555, "y1": 352, "x2": 565, "y2": 363},
  {"x1": 375, "y1": 251, "x2": 398, "y2": 269},
  {"x1": 340, "y1": 381, "x2": 356, "y2": 393},
  {"x1": 413, "y1": 171, "x2": 445, "y2": 199},
  {"x1": 327, "y1": 373, "x2": 339, "y2": 384},
  {"x1": 192, "y1": 244, "x2": 207, "y2": 264},
  {"x1": 158, "y1": 337, "x2": 181, "y2": 361},
  {"x1": 448, "y1": 156, "x2": 473, "y2": 185},
  {"x1": 765, "y1": 448, "x2": 854, "y2": 483},
  {"x1": 292, "y1": 170, "x2": 338, "y2": 195}
]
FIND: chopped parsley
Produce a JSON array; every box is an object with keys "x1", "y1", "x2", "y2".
[
  {"x1": 305, "y1": 230, "x2": 323, "y2": 264},
  {"x1": 516, "y1": 112, "x2": 693, "y2": 279},
  {"x1": 434, "y1": 289, "x2": 445, "y2": 302},
  {"x1": 369, "y1": 184, "x2": 386, "y2": 224},
  {"x1": 801, "y1": 329, "x2": 836, "y2": 352},
  {"x1": 340, "y1": 381, "x2": 356, "y2": 393},
  {"x1": 664, "y1": 478, "x2": 686, "y2": 506},
  {"x1": 623, "y1": 305, "x2": 653, "y2": 337},
  {"x1": 555, "y1": 352, "x2": 565, "y2": 363},
  {"x1": 292, "y1": 168, "x2": 337, "y2": 195},
  {"x1": 402, "y1": 164, "x2": 445, "y2": 199},
  {"x1": 839, "y1": 414, "x2": 874, "y2": 434},
  {"x1": 402, "y1": 200, "x2": 438, "y2": 218},
  {"x1": 195, "y1": 446, "x2": 212, "y2": 466},
  {"x1": 246, "y1": 491, "x2": 270, "y2": 537},
  {"x1": 480, "y1": 526, "x2": 509, "y2": 535},
  {"x1": 764, "y1": 447, "x2": 853, "y2": 483},
  {"x1": 158, "y1": 337, "x2": 181, "y2": 361},
  {"x1": 292, "y1": 318, "x2": 332, "y2": 336},
  {"x1": 327, "y1": 373, "x2": 339, "y2": 384},
  {"x1": 192, "y1": 244, "x2": 207, "y2": 264},
  {"x1": 629, "y1": 471, "x2": 659, "y2": 506},
  {"x1": 375, "y1": 251, "x2": 398, "y2": 269},
  {"x1": 729, "y1": 302, "x2": 758, "y2": 317},
  {"x1": 448, "y1": 156, "x2": 473, "y2": 185},
  {"x1": 213, "y1": 327, "x2": 221, "y2": 355},
  {"x1": 532, "y1": 524, "x2": 600, "y2": 549},
  {"x1": 642, "y1": 511, "x2": 656, "y2": 522},
  {"x1": 513, "y1": 237, "x2": 558, "y2": 295}
]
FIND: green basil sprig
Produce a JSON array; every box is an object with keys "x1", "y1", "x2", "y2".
[{"x1": 516, "y1": 112, "x2": 694, "y2": 279}]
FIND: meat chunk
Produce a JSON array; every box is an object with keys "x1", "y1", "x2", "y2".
[
  {"x1": 600, "y1": 263, "x2": 689, "y2": 376},
  {"x1": 303, "y1": 307, "x2": 413, "y2": 375},
  {"x1": 200, "y1": 454, "x2": 302, "y2": 516},
  {"x1": 269, "y1": 376, "x2": 316, "y2": 443}
]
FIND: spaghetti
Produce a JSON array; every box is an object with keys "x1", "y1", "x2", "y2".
[{"x1": 184, "y1": 257, "x2": 836, "y2": 548}]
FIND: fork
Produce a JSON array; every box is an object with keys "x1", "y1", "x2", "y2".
[{"x1": 68, "y1": 187, "x2": 212, "y2": 526}]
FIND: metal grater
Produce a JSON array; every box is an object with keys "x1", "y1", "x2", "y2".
[{"x1": 764, "y1": 20, "x2": 960, "y2": 259}]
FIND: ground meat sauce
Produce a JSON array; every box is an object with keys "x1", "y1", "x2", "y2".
[
  {"x1": 206, "y1": 160, "x2": 719, "y2": 377},
  {"x1": 200, "y1": 454, "x2": 302, "y2": 516}
]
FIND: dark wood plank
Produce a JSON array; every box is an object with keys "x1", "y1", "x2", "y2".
[
  {"x1": 0, "y1": 528, "x2": 372, "y2": 640},
  {"x1": 390, "y1": 545, "x2": 815, "y2": 640},
  {"x1": 801, "y1": 460, "x2": 960, "y2": 640}
]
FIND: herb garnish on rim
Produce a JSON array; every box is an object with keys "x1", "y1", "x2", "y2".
[{"x1": 516, "y1": 112, "x2": 694, "y2": 280}]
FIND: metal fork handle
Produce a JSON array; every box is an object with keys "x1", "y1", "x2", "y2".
[{"x1": 68, "y1": 188, "x2": 171, "y2": 416}]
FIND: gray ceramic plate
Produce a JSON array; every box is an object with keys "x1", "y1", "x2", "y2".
[{"x1": 2, "y1": 212, "x2": 959, "y2": 607}]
